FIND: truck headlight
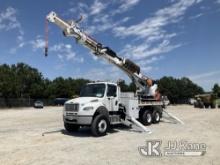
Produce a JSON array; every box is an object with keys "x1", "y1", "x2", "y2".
[{"x1": 83, "y1": 106, "x2": 94, "y2": 111}]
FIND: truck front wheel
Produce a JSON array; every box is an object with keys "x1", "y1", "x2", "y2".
[
  {"x1": 64, "y1": 123, "x2": 80, "y2": 132},
  {"x1": 91, "y1": 114, "x2": 109, "y2": 137}
]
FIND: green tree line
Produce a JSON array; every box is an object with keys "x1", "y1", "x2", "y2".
[
  {"x1": 158, "y1": 77, "x2": 204, "y2": 104},
  {"x1": 1, "y1": 63, "x2": 219, "y2": 104},
  {"x1": 212, "y1": 83, "x2": 220, "y2": 97},
  {"x1": 0, "y1": 63, "x2": 89, "y2": 99}
]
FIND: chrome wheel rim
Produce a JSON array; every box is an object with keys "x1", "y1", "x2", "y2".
[
  {"x1": 147, "y1": 114, "x2": 152, "y2": 123},
  {"x1": 98, "y1": 119, "x2": 107, "y2": 133},
  {"x1": 155, "y1": 112, "x2": 160, "y2": 121}
]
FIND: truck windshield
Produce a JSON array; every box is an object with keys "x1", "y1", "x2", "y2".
[{"x1": 80, "y1": 84, "x2": 106, "y2": 98}]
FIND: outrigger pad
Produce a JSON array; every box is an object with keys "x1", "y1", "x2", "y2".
[{"x1": 162, "y1": 110, "x2": 184, "y2": 125}]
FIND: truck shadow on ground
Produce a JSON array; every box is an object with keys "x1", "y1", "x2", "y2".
[
  {"x1": 111, "y1": 124, "x2": 143, "y2": 133},
  {"x1": 61, "y1": 128, "x2": 93, "y2": 137},
  {"x1": 61, "y1": 126, "x2": 128, "y2": 137},
  {"x1": 42, "y1": 125, "x2": 142, "y2": 137},
  {"x1": 42, "y1": 128, "x2": 94, "y2": 137}
]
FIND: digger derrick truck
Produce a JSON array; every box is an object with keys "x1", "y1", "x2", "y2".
[{"x1": 46, "y1": 11, "x2": 180, "y2": 136}]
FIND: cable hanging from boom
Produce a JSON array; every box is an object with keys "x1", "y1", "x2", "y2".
[{"x1": 45, "y1": 18, "x2": 49, "y2": 57}]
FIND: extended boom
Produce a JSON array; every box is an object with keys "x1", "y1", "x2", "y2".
[{"x1": 46, "y1": 11, "x2": 151, "y2": 94}]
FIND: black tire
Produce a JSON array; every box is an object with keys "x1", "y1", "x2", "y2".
[
  {"x1": 91, "y1": 114, "x2": 109, "y2": 137},
  {"x1": 194, "y1": 104, "x2": 197, "y2": 108},
  {"x1": 152, "y1": 111, "x2": 161, "y2": 124},
  {"x1": 64, "y1": 122, "x2": 80, "y2": 132},
  {"x1": 211, "y1": 104, "x2": 216, "y2": 109},
  {"x1": 200, "y1": 105, "x2": 204, "y2": 108},
  {"x1": 199, "y1": 102, "x2": 204, "y2": 108},
  {"x1": 141, "y1": 110, "x2": 152, "y2": 126},
  {"x1": 204, "y1": 104, "x2": 209, "y2": 109}
]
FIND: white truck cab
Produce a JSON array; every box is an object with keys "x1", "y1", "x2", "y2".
[
  {"x1": 63, "y1": 81, "x2": 163, "y2": 136},
  {"x1": 64, "y1": 82, "x2": 122, "y2": 136}
]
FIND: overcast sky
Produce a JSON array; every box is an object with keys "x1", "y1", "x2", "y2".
[{"x1": 0, "y1": 0, "x2": 220, "y2": 91}]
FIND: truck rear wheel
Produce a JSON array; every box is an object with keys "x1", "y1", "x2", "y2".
[
  {"x1": 91, "y1": 114, "x2": 109, "y2": 137},
  {"x1": 152, "y1": 111, "x2": 161, "y2": 124},
  {"x1": 141, "y1": 110, "x2": 152, "y2": 126},
  {"x1": 211, "y1": 104, "x2": 216, "y2": 109},
  {"x1": 204, "y1": 104, "x2": 209, "y2": 109},
  {"x1": 64, "y1": 123, "x2": 80, "y2": 132},
  {"x1": 198, "y1": 102, "x2": 204, "y2": 108}
]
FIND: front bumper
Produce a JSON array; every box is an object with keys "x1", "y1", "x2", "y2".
[{"x1": 63, "y1": 115, "x2": 93, "y2": 125}]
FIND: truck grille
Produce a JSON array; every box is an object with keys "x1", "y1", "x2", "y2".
[{"x1": 65, "y1": 103, "x2": 79, "y2": 112}]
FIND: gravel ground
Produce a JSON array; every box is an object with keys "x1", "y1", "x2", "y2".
[{"x1": 0, "y1": 105, "x2": 219, "y2": 165}]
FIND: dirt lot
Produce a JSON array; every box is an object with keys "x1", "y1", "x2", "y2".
[{"x1": 0, "y1": 105, "x2": 219, "y2": 165}]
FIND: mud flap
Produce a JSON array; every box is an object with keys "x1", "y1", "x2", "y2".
[{"x1": 162, "y1": 110, "x2": 184, "y2": 125}]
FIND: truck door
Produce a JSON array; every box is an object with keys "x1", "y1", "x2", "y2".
[{"x1": 106, "y1": 84, "x2": 118, "y2": 111}]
